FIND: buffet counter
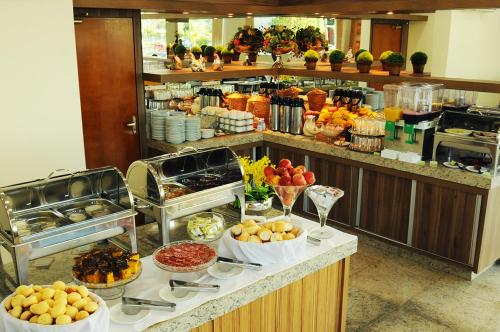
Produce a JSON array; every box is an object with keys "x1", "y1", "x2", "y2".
[
  {"x1": 107, "y1": 215, "x2": 356, "y2": 332},
  {"x1": 147, "y1": 131, "x2": 500, "y2": 275}
]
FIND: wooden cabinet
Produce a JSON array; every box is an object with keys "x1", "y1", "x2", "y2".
[
  {"x1": 306, "y1": 156, "x2": 356, "y2": 226},
  {"x1": 412, "y1": 182, "x2": 480, "y2": 264},
  {"x1": 358, "y1": 169, "x2": 412, "y2": 243}
]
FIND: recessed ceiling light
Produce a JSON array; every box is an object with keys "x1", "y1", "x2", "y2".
[
  {"x1": 320, "y1": 15, "x2": 325, "y2": 18},
  {"x1": 247, "y1": 12, "x2": 253, "y2": 15},
  {"x1": 141, "y1": 11, "x2": 160, "y2": 15},
  {"x1": 314, "y1": 12, "x2": 320, "y2": 15},
  {"x1": 182, "y1": 11, "x2": 189, "y2": 14},
  {"x1": 387, "y1": 11, "x2": 394, "y2": 14},
  {"x1": 214, "y1": 17, "x2": 218, "y2": 20}
]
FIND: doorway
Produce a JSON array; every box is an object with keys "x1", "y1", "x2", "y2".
[
  {"x1": 74, "y1": 10, "x2": 144, "y2": 174},
  {"x1": 370, "y1": 19, "x2": 408, "y2": 60}
]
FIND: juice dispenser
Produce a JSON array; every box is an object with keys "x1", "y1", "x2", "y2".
[{"x1": 383, "y1": 84, "x2": 402, "y2": 141}]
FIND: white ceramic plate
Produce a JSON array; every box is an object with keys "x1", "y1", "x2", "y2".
[
  {"x1": 443, "y1": 161, "x2": 459, "y2": 169},
  {"x1": 465, "y1": 165, "x2": 488, "y2": 173},
  {"x1": 207, "y1": 263, "x2": 243, "y2": 280},
  {"x1": 109, "y1": 302, "x2": 150, "y2": 325}
]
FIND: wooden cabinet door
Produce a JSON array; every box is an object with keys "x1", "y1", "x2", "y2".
[
  {"x1": 412, "y1": 182, "x2": 479, "y2": 264},
  {"x1": 306, "y1": 157, "x2": 354, "y2": 226},
  {"x1": 358, "y1": 169, "x2": 412, "y2": 243},
  {"x1": 75, "y1": 18, "x2": 141, "y2": 173},
  {"x1": 265, "y1": 144, "x2": 307, "y2": 214}
]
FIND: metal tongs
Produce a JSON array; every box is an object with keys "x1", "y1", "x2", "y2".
[
  {"x1": 216, "y1": 257, "x2": 262, "y2": 271},
  {"x1": 121, "y1": 297, "x2": 176, "y2": 315},
  {"x1": 170, "y1": 279, "x2": 220, "y2": 298}
]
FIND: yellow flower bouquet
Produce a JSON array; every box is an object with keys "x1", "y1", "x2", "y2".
[{"x1": 235, "y1": 156, "x2": 275, "y2": 208}]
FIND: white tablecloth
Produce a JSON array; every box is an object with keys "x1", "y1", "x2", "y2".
[{"x1": 108, "y1": 214, "x2": 357, "y2": 332}]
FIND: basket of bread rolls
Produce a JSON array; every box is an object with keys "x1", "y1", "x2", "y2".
[
  {"x1": 0, "y1": 280, "x2": 110, "y2": 332},
  {"x1": 222, "y1": 219, "x2": 307, "y2": 265}
]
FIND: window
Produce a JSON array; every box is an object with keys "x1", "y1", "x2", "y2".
[
  {"x1": 177, "y1": 19, "x2": 212, "y2": 48},
  {"x1": 141, "y1": 19, "x2": 167, "y2": 57}
]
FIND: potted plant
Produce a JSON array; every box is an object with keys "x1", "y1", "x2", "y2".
[
  {"x1": 410, "y1": 51, "x2": 428, "y2": 74},
  {"x1": 174, "y1": 44, "x2": 187, "y2": 60},
  {"x1": 386, "y1": 52, "x2": 405, "y2": 76},
  {"x1": 379, "y1": 50, "x2": 393, "y2": 71},
  {"x1": 329, "y1": 49, "x2": 345, "y2": 71},
  {"x1": 221, "y1": 48, "x2": 234, "y2": 64},
  {"x1": 215, "y1": 45, "x2": 223, "y2": 57},
  {"x1": 234, "y1": 156, "x2": 275, "y2": 214},
  {"x1": 263, "y1": 25, "x2": 297, "y2": 57},
  {"x1": 203, "y1": 45, "x2": 216, "y2": 63},
  {"x1": 295, "y1": 26, "x2": 327, "y2": 53},
  {"x1": 356, "y1": 51, "x2": 373, "y2": 73},
  {"x1": 232, "y1": 26, "x2": 264, "y2": 62},
  {"x1": 304, "y1": 50, "x2": 319, "y2": 70},
  {"x1": 354, "y1": 48, "x2": 366, "y2": 61},
  {"x1": 191, "y1": 46, "x2": 202, "y2": 60}
]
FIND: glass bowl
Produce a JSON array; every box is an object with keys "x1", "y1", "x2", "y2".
[
  {"x1": 153, "y1": 240, "x2": 218, "y2": 273},
  {"x1": 187, "y1": 212, "x2": 225, "y2": 242}
]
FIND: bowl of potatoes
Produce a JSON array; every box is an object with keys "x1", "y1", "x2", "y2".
[
  {"x1": 0, "y1": 281, "x2": 109, "y2": 332},
  {"x1": 222, "y1": 219, "x2": 308, "y2": 265}
]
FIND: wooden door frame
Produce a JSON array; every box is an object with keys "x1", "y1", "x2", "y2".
[
  {"x1": 369, "y1": 19, "x2": 409, "y2": 69},
  {"x1": 73, "y1": 8, "x2": 147, "y2": 158}
]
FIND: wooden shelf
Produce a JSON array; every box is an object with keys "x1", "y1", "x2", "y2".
[{"x1": 144, "y1": 62, "x2": 500, "y2": 93}]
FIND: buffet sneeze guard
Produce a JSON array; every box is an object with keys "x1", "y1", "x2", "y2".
[
  {"x1": 126, "y1": 146, "x2": 245, "y2": 245},
  {"x1": 0, "y1": 167, "x2": 137, "y2": 286}
]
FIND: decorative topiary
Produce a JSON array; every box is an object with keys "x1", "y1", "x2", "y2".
[
  {"x1": 221, "y1": 48, "x2": 234, "y2": 56},
  {"x1": 295, "y1": 26, "x2": 327, "y2": 53},
  {"x1": 221, "y1": 48, "x2": 234, "y2": 64},
  {"x1": 203, "y1": 46, "x2": 216, "y2": 57},
  {"x1": 356, "y1": 51, "x2": 373, "y2": 64},
  {"x1": 354, "y1": 49, "x2": 367, "y2": 62},
  {"x1": 174, "y1": 44, "x2": 186, "y2": 55},
  {"x1": 410, "y1": 51, "x2": 428, "y2": 74},
  {"x1": 191, "y1": 46, "x2": 202, "y2": 54},
  {"x1": 304, "y1": 49, "x2": 320, "y2": 62},
  {"x1": 379, "y1": 50, "x2": 393, "y2": 71},
  {"x1": 386, "y1": 52, "x2": 405, "y2": 76},
  {"x1": 410, "y1": 51, "x2": 428, "y2": 65},
  {"x1": 201, "y1": 45, "x2": 207, "y2": 52},
  {"x1": 329, "y1": 50, "x2": 345, "y2": 64}
]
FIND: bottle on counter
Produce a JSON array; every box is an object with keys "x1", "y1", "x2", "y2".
[
  {"x1": 290, "y1": 98, "x2": 305, "y2": 135},
  {"x1": 270, "y1": 95, "x2": 281, "y2": 131},
  {"x1": 199, "y1": 88, "x2": 207, "y2": 110},
  {"x1": 280, "y1": 97, "x2": 292, "y2": 133}
]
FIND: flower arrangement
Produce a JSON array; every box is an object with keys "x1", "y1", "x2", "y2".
[
  {"x1": 239, "y1": 156, "x2": 275, "y2": 202},
  {"x1": 262, "y1": 25, "x2": 297, "y2": 55},
  {"x1": 232, "y1": 26, "x2": 264, "y2": 53},
  {"x1": 295, "y1": 26, "x2": 327, "y2": 53}
]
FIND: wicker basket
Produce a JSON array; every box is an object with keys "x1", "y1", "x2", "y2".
[
  {"x1": 227, "y1": 92, "x2": 249, "y2": 112},
  {"x1": 247, "y1": 95, "x2": 270, "y2": 126},
  {"x1": 307, "y1": 88, "x2": 327, "y2": 113}
]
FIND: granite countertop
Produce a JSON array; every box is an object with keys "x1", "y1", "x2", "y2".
[{"x1": 148, "y1": 131, "x2": 496, "y2": 190}]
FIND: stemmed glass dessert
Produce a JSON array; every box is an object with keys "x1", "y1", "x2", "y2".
[{"x1": 305, "y1": 185, "x2": 344, "y2": 239}]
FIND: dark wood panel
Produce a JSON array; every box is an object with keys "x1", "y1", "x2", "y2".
[
  {"x1": 412, "y1": 182, "x2": 478, "y2": 264},
  {"x1": 75, "y1": 17, "x2": 141, "y2": 174},
  {"x1": 307, "y1": 157, "x2": 353, "y2": 225},
  {"x1": 358, "y1": 169, "x2": 411, "y2": 243}
]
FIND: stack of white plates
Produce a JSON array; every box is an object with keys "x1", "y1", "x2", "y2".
[
  {"x1": 151, "y1": 111, "x2": 169, "y2": 140},
  {"x1": 185, "y1": 117, "x2": 201, "y2": 141},
  {"x1": 165, "y1": 116, "x2": 186, "y2": 144}
]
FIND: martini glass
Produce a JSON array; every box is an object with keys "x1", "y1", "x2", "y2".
[
  {"x1": 272, "y1": 185, "x2": 309, "y2": 220},
  {"x1": 305, "y1": 185, "x2": 344, "y2": 239}
]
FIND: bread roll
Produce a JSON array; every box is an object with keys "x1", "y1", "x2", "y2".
[
  {"x1": 283, "y1": 233, "x2": 296, "y2": 240},
  {"x1": 75, "y1": 310, "x2": 89, "y2": 321},
  {"x1": 52, "y1": 281, "x2": 66, "y2": 291},
  {"x1": 270, "y1": 232, "x2": 283, "y2": 242},
  {"x1": 65, "y1": 305, "x2": 78, "y2": 319},
  {"x1": 66, "y1": 285, "x2": 78, "y2": 294},
  {"x1": 257, "y1": 228, "x2": 272, "y2": 241},
  {"x1": 73, "y1": 298, "x2": 88, "y2": 310},
  {"x1": 9, "y1": 306, "x2": 22, "y2": 318},
  {"x1": 242, "y1": 219, "x2": 257, "y2": 227},
  {"x1": 283, "y1": 222, "x2": 293, "y2": 232},
  {"x1": 41, "y1": 288, "x2": 56, "y2": 300},
  {"x1": 34, "y1": 292, "x2": 43, "y2": 302},
  {"x1": 33, "y1": 285, "x2": 43, "y2": 292},
  {"x1": 15, "y1": 285, "x2": 30, "y2": 296},
  {"x1": 30, "y1": 301, "x2": 49, "y2": 315},
  {"x1": 244, "y1": 224, "x2": 260, "y2": 235},
  {"x1": 53, "y1": 298, "x2": 67, "y2": 307},
  {"x1": 230, "y1": 224, "x2": 242, "y2": 236},
  {"x1": 50, "y1": 303, "x2": 66, "y2": 318},
  {"x1": 236, "y1": 231, "x2": 250, "y2": 242},
  {"x1": 56, "y1": 314, "x2": 72, "y2": 325},
  {"x1": 11, "y1": 295, "x2": 25, "y2": 308},
  {"x1": 248, "y1": 235, "x2": 262, "y2": 243},
  {"x1": 262, "y1": 222, "x2": 273, "y2": 230},
  {"x1": 38, "y1": 313, "x2": 53, "y2": 325},
  {"x1": 22, "y1": 295, "x2": 38, "y2": 307},
  {"x1": 84, "y1": 301, "x2": 99, "y2": 313},
  {"x1": 290, "y1": 227, "x2": 300, "y2": 237},
  {"x1": 4, "y1": 297, "x2": 12, "y2": 310},
  {"x1": 76, "y1": 285, "x2": 89, "y2": 298},
  {"x1": 272, "y1": 221, "x2": 286, "y2": 233},
  {"x1": 67, "y1": 292, "x2": 82, "y2": 305},
  {"x1": 29, "y1": 315, "x2": 38, "y2": 323},
  {"x1": 20, "y1": 310, "x2": 32, "y2": 321},
  {"x1": 53, "y1": 290, "x2": 67, "y2": 301}
]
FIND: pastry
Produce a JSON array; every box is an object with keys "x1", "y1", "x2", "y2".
[
  {"x1": 75, "y1": 310, "x2": 89, "y2": 321},
  {"x1": 257, "y1": 228, "x2": 272, "y2": 241},
  {"x1": 10, "y1": 306, "x2": 22, "y2": 318},
  {"x1": 22, "y1": 295, "x2": 38, "y2": 307},
  {"x1": 30, "y1": 301, "x2": 49, "y2": 315},
  {"x1": 56, "y1": 314, "x2": 72, "y2": 325},
  {"x1": 76, "y1": 285, "x2": 89, "y2": 298},
  {"x1": 53, "y1": 298, "x2": 67, "y2": 307},
  {"x1": 41, "y1": 287, "x2": 55, "y2": 300},
  {"x1": 244, "y1": 224, "x2": 259, "y2": 235},
  {"x1": 248, "y1": 235, "x2": 262, "y2": 243},
  {"x1": 52, "y1": 281, "x2": 66, "y2": 291},
  {"x1": 33, "y1": 292, "x2": 43, "y2": 302},
  {"x1": 283, "y1": 233, "x2": 296, "y2": 240},
  {"x1": 65, "y1": 305, "x2": 78, "y2": 319},
  {"x1": 53, "y1": 290, "x2": 67, "y2": 301},
  {"x1": 44, "y1": 299, "x2": 55, "y2": 307},
  {"x1": 230, "y1": 224, "x2": 242, "y2": 236},
  {"x1": 72, "y1": 298, "x2": 88, "y2": 310},
  {"x1": 67, "y1": 292, "x2": 82, "y2": 305},
  {"x1": 16, "y1": 285, "x2": 34, "y2": 297},
  {"x1": 4, "y1": 297, "x2": 12, "y2": 310},
  {"x1": 236, "y1": 231, "x2": 249, "y2": 242},
  {"x1": 271, "y1": 221, "x2": 287, "y2": 233},
  {"x1": 84, "y1": 301, "x2": 99, "y2": 313},
  {"x1": 11, "y1": 295, "x2": 25, "y2": 308},
  {"x1": 50, "y1": 303, "x2": 66, "y2": 318},
  {"x1": 20, "y1": 310, "x2": 32, "y2": 321},
  {"x1": 270, "y1": 232, "x2": 283, "y2": 242},
  {"x1": 37, "y1": 313, "x2": 53, "y2": 325},
  {"x1": 29, "y1": 315, "x2": 38, "y2": 323}
]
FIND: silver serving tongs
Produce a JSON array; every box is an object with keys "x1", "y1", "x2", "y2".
[
  {"x1": 170, "y1": 279, "x2": 220, "y2": 298},
  {"x1": 121, "y1": 297, "x2": 176, "y2": 315},
  {"x1": 216, "y1": 257, "x2": 262, "y2": 271}
]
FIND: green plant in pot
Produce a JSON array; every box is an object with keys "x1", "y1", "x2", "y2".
[
  {"x1": 191, "y1": 46, "x2": 202, "y2": 60},
  {"x1": 379, "y1": 50, "x2": 393, "y2": 71},
  {"x1": 410, "y1": 51, "x2": 428, "y2": 74},
  {"x1": 232, "y1": 26, "x2": 264, "y2": 62},
  {"x1": 295, "y1": 26, "x2": 327, "y2": 53},
  {"x1": 356, "y1": 51, "x2": 373, "y2": 73},
  {"x1": 304, "y1": 50, "x2": 320, "y2": 70},
  {"x1": 354, "y1": 48, "x2": 366, "y2": 61},
  {"x1": 386, "y1": 52, "x2": 405, "y2": 76},
  {"x1": 221, "y1": 48, "x2": 234, "y2": 64},
  {"x1": 203, "y1": 45, "x2": 216, "y2": 63},
  {"x1": 174, "y1": 44, "x2": 187, "y2": 60},
  {"x1": 215, "y1": 45, "x2": 223, "y2": 57},
  {"x1": 329, "y1": 49, "x2": 345, "y2": 71}
]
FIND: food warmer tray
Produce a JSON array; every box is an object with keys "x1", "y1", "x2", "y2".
[
  {"x1": 126, "y1": 147, "x2": 245, "y2": 245},
  {"x1": 0, "y1": 167, "x2": 137, "y2": 286}
]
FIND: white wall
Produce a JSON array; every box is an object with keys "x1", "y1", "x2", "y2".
[{"x1": 0, "y1": 0, "x2": 86, "y2": 187}]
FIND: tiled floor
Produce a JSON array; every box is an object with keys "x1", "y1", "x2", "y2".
[{"x1": 348, "y1": 239, "x2": 500, "y2": 332}]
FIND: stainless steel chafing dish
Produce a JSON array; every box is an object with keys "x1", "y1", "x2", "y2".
[
  {"x1": 0, "y1": 167, "x2": 137, "y2": 286},
  {"x1": 126, "y1": 147, "x2": 245, "y2": 244}
]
